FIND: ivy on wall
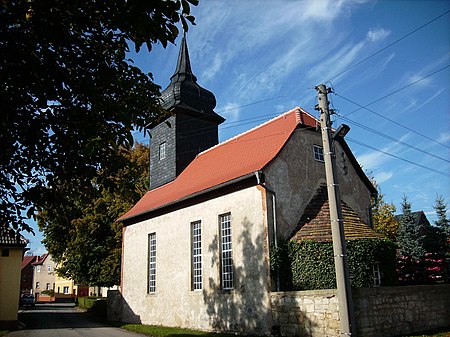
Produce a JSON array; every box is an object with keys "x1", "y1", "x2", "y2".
[{"x1": 271, "y1": 238, "x2": 397, "y2": 290}]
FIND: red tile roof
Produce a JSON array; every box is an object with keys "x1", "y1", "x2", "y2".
[
  {"x1": 21, "y1": 255, "x2": 37, "y2": 269},
  {"x1": 291, "y1": 186, "x2": 381, "y2": 242},
  {"x1": 119, "y1": 107, "x2": 319, "y2": 222},
  {"x1": 32, "y1": 253, "x2": 48, "y2": 266}
]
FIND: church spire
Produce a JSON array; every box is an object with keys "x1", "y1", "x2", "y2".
[
  {"x1": 159, "y1": 34, "x2": 221, "y2": 121},
  {"x1": 150, "y1": 33, "x2": 224, "y2": 190},
  {"x1": 170, "y1": 33, "x2": 197, "y2": 83}
]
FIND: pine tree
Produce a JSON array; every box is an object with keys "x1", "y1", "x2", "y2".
[
  {"x1": 397, "y1": 195, "x2": 425, "y2": 260},
  {"x1": 434, "y1": 195, "x2": 449, "y2": 238}
]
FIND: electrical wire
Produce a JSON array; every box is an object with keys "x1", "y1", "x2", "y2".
[
  {"x1": 326, "y1": 10, "x2": 450, "y2": 82},
  {"x1": 335, "y1": 90, "x2": 450, "y2": 150},
  {"x1": 346, "y1": 137, "x2": 450, "y2": 177},
  {"x1": 338, "y1": 114, "x2": 450, "y2": 163},
  {"x1": 336, "y1": 64, "x2": 450, "y2": 118}
]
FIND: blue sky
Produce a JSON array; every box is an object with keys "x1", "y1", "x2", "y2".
[{"x1": 27, "y1": 0, "x2": 450, "y2": 254}]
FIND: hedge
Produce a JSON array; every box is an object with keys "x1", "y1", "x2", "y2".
[
  {"x1": 271, "y1": 238, "x2": 397, "y2": 290},
  {"x1": 77, "y1": 296, "x2": 107, "y2": 317}
]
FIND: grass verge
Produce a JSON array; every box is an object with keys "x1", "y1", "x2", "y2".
[
  {"x1": 402, "y1": 327, "x2": 450, "y2": 337},
  {"x1": 120, "y1": 324, "x2": 239, "y2": 337}
]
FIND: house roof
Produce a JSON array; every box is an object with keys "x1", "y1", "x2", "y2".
[
  {"x1": 290, "y1": 186, "x2": 381, "y2": 242},
  {"x1": 0, "y1": 226, "x2": 28, "y2": 248},
  {"x1": 119, "y1": 107, "x2": 318, "y2": 222},
  {"x1": 32, "y1": 253, "x2": 49, "y2": 266},
  {"x1": 395, "y1": 211, "x2": 430, "y2": 227},
  {"x1": 21, "y1": 255, "x2": 37, "y2": 269}
]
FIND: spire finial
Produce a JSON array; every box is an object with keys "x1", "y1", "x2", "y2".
[{"x1": 171, "y1": 32, "x2": 196, "y2": 82}]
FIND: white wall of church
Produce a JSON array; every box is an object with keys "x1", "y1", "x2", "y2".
[
  {"x1": 121, "y1": 185, "x2": 273, "y2": 334},
  {"x1": 264, "y1": 128, "x2": 373, "y2": 238}
]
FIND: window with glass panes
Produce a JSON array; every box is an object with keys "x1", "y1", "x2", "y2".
[
  {"x1": 148, "y1": 233, "x2": 156, "y2": 293},
  {"x1": 191, "y1": 221, "x2": 202, "y2": 290},
  {"x1": 219, "y1": 213, "x2": 233, "y2": 290},
  {"x1": 313, "y1": 145, "x2": 324, "y2": 162}
]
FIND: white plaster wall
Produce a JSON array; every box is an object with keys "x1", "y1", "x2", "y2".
[
  {"x1": 122, "y1": 186, "x2": 272, "y2": 334},
  {"x1": 264, "y1": 129, "x2": 373, "y2": 238}
]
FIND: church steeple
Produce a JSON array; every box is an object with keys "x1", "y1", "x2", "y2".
[
  {"x1": 159, "y1": 34, "x2": 223, "y2": 122},
  {"x1": 149, "y1": 34, "x2": 225, "y2": 190}
]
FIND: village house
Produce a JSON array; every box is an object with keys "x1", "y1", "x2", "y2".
[
  {"x1": 20, "y1": 255, "x2": 38, "y2": 295},
  {"x1": 117, "y1": 36, "x2": 376, "y2": 335},
  {"x1": 32, "y1": 253, "x2": 88, "y2": 301},
  {"x1": 0, "y1": 227, "x2": 28, "y2": 330}
]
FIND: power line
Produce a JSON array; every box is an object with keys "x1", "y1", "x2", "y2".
[
  {"x1": 335, "y1": 90, "x2": 450, "y2": 150},
  {"x1": 346, "y1": 137, "x2": 450, "y2": 177},
  {"x1": 326, "y1": 10, "x2": 450, "y2": 82},
  {"x1": 339, "y1": 114, "x2": 450, "y2": 163},
  {"x1": 336, "y1": 64, "x2": 450, "y2": 118},
  {"x1": 216, "y1": 95, "x2": 285, "y2": 113}
]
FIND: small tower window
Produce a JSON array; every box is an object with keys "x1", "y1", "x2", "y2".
[
  {"x1": 313, "y1": 145, "x2": 324, "y2": 162},
  {"x1": 159, "y1": 142, "x2": 166, "y2": 160}
]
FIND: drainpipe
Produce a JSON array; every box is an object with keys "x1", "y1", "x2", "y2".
[{"x1": 255, "y1": 171, "x2": 280, "y2": 291}]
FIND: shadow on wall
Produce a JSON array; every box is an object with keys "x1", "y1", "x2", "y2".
[
  {"x1": 202, "y1": 217, "x2": 271, "y2": 335},
  {"x1": 107, "y1": 290, "x2": 141, "y2": 324}
]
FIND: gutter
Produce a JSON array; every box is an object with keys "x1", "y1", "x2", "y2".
[
  {"x1": 120, "y1": 172, "x2": 258, "y2": 223},
  {"x1": 255, "y1": 171, "x2": 280, "y2": 292}
]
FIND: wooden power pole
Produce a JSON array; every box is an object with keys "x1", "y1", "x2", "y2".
[{"x1": 315, "y1": 84, "x2": 355, "y2": 336}]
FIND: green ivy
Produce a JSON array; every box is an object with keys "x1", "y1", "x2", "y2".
[{"x1": 271, "y1": 238, "x2": 397, "y2": 290}]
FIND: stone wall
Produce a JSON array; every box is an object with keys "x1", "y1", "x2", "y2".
[
  {"x1": 271, "y1": 284, "x2": 450, "y2": 337},
  {"x1": 271, "y1": 289, "x2": 340, "y2": 336}
]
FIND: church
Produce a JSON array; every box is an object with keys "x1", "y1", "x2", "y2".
[{"x1": 117, "y1": 35, "x2": 376, "y2": 334}]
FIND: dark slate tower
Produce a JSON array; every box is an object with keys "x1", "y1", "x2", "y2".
[{"x1": 149, "y1": 34, "x2": 225, "y2": 190}]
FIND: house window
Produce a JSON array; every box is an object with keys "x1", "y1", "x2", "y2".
[
  {"x1": 220, "y1": 213, "x2": 233, "y2": 290},
  {"x1": 36, "y1": 266, "x2": 41, "y2": 272},
  {"x1": 313, "y1": 145, "x2": 324, "y2": 162},
  {"x1": 63, "y1": 286, "x2": 69, "y2": 294},
  {"x1": 1, "y1": 249, "x2": 9, "y2": 257},
  {"x1": 148, "y1": 233, "x2": 157, "y2": 293},
  {"x1": 159, "y1": 142, "x2": 166, "y2": 160},
  {"x1": 191, "y1": 221, "x2": 202, "y2": 291},
  {"x1": 46, "y1": 283, "x2": 50, "y2": 290},
  {"x1": 36, "y1": 282, "x2": 40, "y2": 289},
  {"x1": 373, "y1": 263, "x2": 381, "y2": 286},
  {"x1": 48, "y1": 264, "x2": 52, "y2": 272}
]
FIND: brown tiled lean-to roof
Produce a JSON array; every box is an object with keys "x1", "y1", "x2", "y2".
[{"x1": 290, "y1": 186, "x2": 380, "y2": 243}]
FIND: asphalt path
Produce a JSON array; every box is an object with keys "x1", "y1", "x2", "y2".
[{"x1": 6, "y1": 302, "x2": 147, "y2": 337}]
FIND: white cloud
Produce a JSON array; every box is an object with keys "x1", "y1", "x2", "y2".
[
  {"x1": 437, "y1": 132, "x2": 450, "y2": 143},
  {"x1": 202, "y1": 54, "x2": 223, "y2": 82},
  {"x1": 366, "y1": 28, "x2": 391, "y2": 42},
  {"x1": 219, "y1": 102, "x2": 242, "y2": 122},
  {"x1": 374, "y1": 170, "x2": 394, "y2": 184}
]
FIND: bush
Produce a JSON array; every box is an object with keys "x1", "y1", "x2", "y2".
[
  {"x1": 275, "y1": 238, "x2": 397, "y2": 290},
  {"x1": 41, "y1": 289, "x2": 54, "y2": 297}
]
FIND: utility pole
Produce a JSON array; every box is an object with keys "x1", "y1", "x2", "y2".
[{"x1": 315, "y1": 84, "x2": 355, "y2": 336}]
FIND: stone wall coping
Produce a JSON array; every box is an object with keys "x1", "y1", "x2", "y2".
[{"x1": 271, "y1": 289, "x2": 337, "y2": 297}]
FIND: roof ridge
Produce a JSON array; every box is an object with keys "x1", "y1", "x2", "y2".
[{"x1": 198, "y1": 107, "x2": 302, "y2": 157}]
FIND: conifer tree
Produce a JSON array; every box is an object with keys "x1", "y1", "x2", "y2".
[
  {"x1": 434, "y1": 195, "x2": 449, "y2": 238},
  {"x1": 397, "y1": 195, "x2": 425, "y2": 260}
]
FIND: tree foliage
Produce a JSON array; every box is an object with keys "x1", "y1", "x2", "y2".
[
  {"x1": 397, "y1": 195, "x2": 425, "y2": 260},
  {"x1": 434, "y1": 194, "x2": 449, "y2": 238},
  {"x1": 372, "y1": 186, "x2": 399, "y2": 241},
  {"x1": 37, "y1": 143, "x2": 150, "y2": 287},
  {"x1": 1, "y1": 0, "x2": 197, "y2": 231}
]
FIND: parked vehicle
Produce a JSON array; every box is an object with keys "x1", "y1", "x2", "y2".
[{"x1": 20, "y1": 294, "x2": 35, "y2": 306}]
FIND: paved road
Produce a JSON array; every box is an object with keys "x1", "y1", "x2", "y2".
[{"x1": 6, "y1": 303, "x2": 147, "y2": 337}]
